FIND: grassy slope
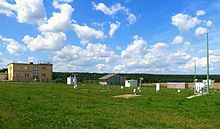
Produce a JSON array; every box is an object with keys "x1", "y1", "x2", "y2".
[{"x1": 0, "y1": 82, "x2": 220, "y2": 129}]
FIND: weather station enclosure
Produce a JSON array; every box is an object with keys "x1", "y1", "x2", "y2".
[
  {"x1": 67, "y1": 75, "x2": 77, "y2": 85},
  {"x1": 156, "y1": 83, "x2": 160, "y2": 92},
  {"x1": 125, "y1": 80, "x2": 138, "y2": 87},
  {"x1": 194, "y1": 82, "x2": 205, "y2": 93},
  {"x1": 194, "y1": 80, "x2": 214, "y2": 94}
]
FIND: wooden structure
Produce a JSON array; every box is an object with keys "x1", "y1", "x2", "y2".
[
  {"x1": 167, "y1": 82, "x2": 188, "y2": 89},
  {"x1": 99, "y1": 74, "x2": 125, "y2": 85}
]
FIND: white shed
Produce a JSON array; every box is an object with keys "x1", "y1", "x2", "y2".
[
  {"x1": 125, "y1": 80, "x2": 138, "y2": 87},
  {"x1": 67, "y1": 75, "x2": 77, "y2": 85}
]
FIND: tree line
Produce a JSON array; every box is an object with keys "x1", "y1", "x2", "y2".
[
  {"x1": 1, "y1": 67, "x2": 219, "y2": 83},
  {"x1": 53, "y1": 72, "x2": 220, "y2": 83}
]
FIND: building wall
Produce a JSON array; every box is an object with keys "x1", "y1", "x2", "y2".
[
  {"x1": 99, "y1": 81, "x2": 107, "y2": 85},
  {"x1": 105, "y1": 76, "x2": 125, "y2": 85},
  {"x1": 125, "y1": 80, "x2": 138, "y2": 87},
  {"x1": 8, "y1": 64, "x2": 13, "y2": 81},
  {"x1": 8, "y1": 63, "x2": 52, "y2": 82}
]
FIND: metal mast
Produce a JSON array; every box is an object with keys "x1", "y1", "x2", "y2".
[
  {"x1": 194, "y1": 59, "x2": 196, "y2": 82},
  {"x1": 194, "y1": 59, "x2": 197, "y2": 94},
  {"x1": 206, "y1": 33, "x2": 210, "y2": 94}
]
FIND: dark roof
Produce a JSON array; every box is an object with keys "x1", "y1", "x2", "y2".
[
  {"x1": 8, "y1": 62, "x2": 52, "y2": 66},
  {"x1": 99, "y1": 74, "x2": 117, "y2": 80}
]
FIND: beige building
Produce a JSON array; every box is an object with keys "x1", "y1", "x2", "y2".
[{"x1": 8, "y1": 62, "x2": 53, "y2": 82}]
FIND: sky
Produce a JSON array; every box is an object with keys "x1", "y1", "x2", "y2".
[{"x1": 0, "y1": 0, "x2": 220, "y2": 74}]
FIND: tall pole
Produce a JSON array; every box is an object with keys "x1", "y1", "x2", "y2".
[
  {"x1": 194, "y1": 59, "x2": 197, "y2": 94},
  {"x1": 206, "y1": 33, "x2": 210, "y2": 94},
  {"x1": 194, "y1": 60, "x2": 196, "y2": 81}
]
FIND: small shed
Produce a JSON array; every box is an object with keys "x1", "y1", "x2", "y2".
[
  {"x1": 125, "y1": 80, "x2": 138, "y2": 87},
  {"x1": 167, "y1": 82, "x2": 188, "y2": 89},
  {"x1": 67, "y1": 75, "x2": 77, "y2": 85},
  {"x1": 99, "y1": 74, "x2": 124, "y2": 85}
]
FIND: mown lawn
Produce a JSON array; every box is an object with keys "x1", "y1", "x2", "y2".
[{"x1": 0, "y1": 82, "x2": 220, "y2": 129}]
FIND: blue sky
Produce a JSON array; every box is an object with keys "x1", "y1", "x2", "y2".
[{"x1": 0, "y1": 0, "x2": 220, "y2": 74}]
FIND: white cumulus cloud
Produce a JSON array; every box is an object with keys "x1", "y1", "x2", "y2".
[
  {"x1": 23, "y1": 32, "x2": 66, "y2": 51},
  {"x1": 0, "y1": 0, "x2": 46, "y2": 25},
  {"x1": 0, "y1": 52, "x2": 11, "y2": 68},
  {"x1": 72, "y1": 23, "x2": 105, "y2": 45},
  {"x1": 53, "y1": 0, "x2": 74, "y2": 3},
  {"x1": 109, "y1": 21, "x2": 120, "y2": 37},
  {"x1": 92, "y1": 2, "x2": 136, "y2": 24},
  {"x1": 39, "y1": 3, "x2": 74, "y2": 32},
  {"x1": 196, "y1": 10, "x2": 205, "y2": 17},
  {"x1": 114, "y1": 64, "x2": 126, "y2": 71},
  {"x1": 121, "y1": 35, "x2": 147, "y2": 58},
  {"x1": 96, "y1": 64, "x2": 111, "y2": 71},
  {"x1": 0, "y1": 35, "x2": 26, "y2": 55},
  {"x1": 6, "y1": 41, "x2": 26, "y2": 55},
  {"x1": 0, "y1": 0, "x2": 16, "y2": 17},
  {"x1": 195, "y1": 27, "x2": 208, "y2": 36},
  {"x1": 206, "y1": 20, "x2": 213, "y2": 27},
  {"x1": 172, "y1": 35, "x2": 184, "y2": 44},
  {"x1": 92, "y1": 2, "x2": 123, "y2": 16},
  {"x1": 172, "y1": 13, "x2": 201, "y2": 32},
  {"x1": 15, "y1": 0, "x2": 46, "y2": 25},
  {"x1": 53, "y1": 43, "x2": 117, "y2": 72}
]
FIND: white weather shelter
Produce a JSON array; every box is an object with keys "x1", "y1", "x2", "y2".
[
  {"x1": 194, "y1": 80, "x2": 214, "y2": 94},
  {"x1": 203, "y1": 80, "x2": 214, "y2": 89},
  {"x1": 125, "y1": 80, "x2": 138, "y2": 87},
  {"x1": 67, "y1": 75, "x2": 77, "y2": 85},
  {"x1": 194, "y1": 82, "x2": 206, "y2": 93},
  {"x1": 156, "y1": 83, "x2": 160, "y2": 92}
]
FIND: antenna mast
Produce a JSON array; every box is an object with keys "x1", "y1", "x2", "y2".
[{"x1": 206, "y1": 33, "x2": 210, "y2": 94}]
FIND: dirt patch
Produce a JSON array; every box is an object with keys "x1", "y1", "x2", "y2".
[
  {"x1": 112, "y1": 94, "x2": 141, "y2": 99},
  {"x1": 186, "y1": 94, "x2": 202, "y2": 99}
]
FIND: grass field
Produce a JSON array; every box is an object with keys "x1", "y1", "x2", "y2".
[{"x1": 1, "y1": 82, "x2": 220, "y2": 129}]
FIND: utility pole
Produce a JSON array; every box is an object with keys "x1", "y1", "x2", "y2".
[{"x1": 206, "y1": 33, "x2": 210, "y2": 94}]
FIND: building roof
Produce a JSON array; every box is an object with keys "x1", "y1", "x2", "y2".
[
  {"x1": 8, "y1": 62, "x2": 52, "y2": 66},
  {"x1": 99, "y1": 74, "x2": 117, "y2": 80}
]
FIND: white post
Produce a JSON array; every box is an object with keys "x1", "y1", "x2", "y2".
[
  {"x1": 133, "y1": 89, "x2": 136, "y2": 95},
  {"x1": 156, "y1": 83, "x2": 160, "y2": 92}
]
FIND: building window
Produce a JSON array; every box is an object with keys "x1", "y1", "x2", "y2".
[
  {"x1": 24, "y1": 66, "x2": 29, "y2": 70},
  {"x1": 15, "y1": 66, "x2": 20, "y2": 70},
  {"x1": 42, "y1": 73, "x2": 46, "y2": 78},
  {"x1": 42, "y1": 66, "x2": 46, "y2": 70},
  {"x1": 33, "y1": 66, "x2": 38, "y2": 75},
  {"x1": 25, "y1": 73, "x2": 29, "y2": 77},
  {"x1": 16, "y1": 73, "x2": 20, "y2": 77}
]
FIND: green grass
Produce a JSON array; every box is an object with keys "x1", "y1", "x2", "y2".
[{"x1": 1, "y1": 82, "x2": 220, "y2": 129}]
